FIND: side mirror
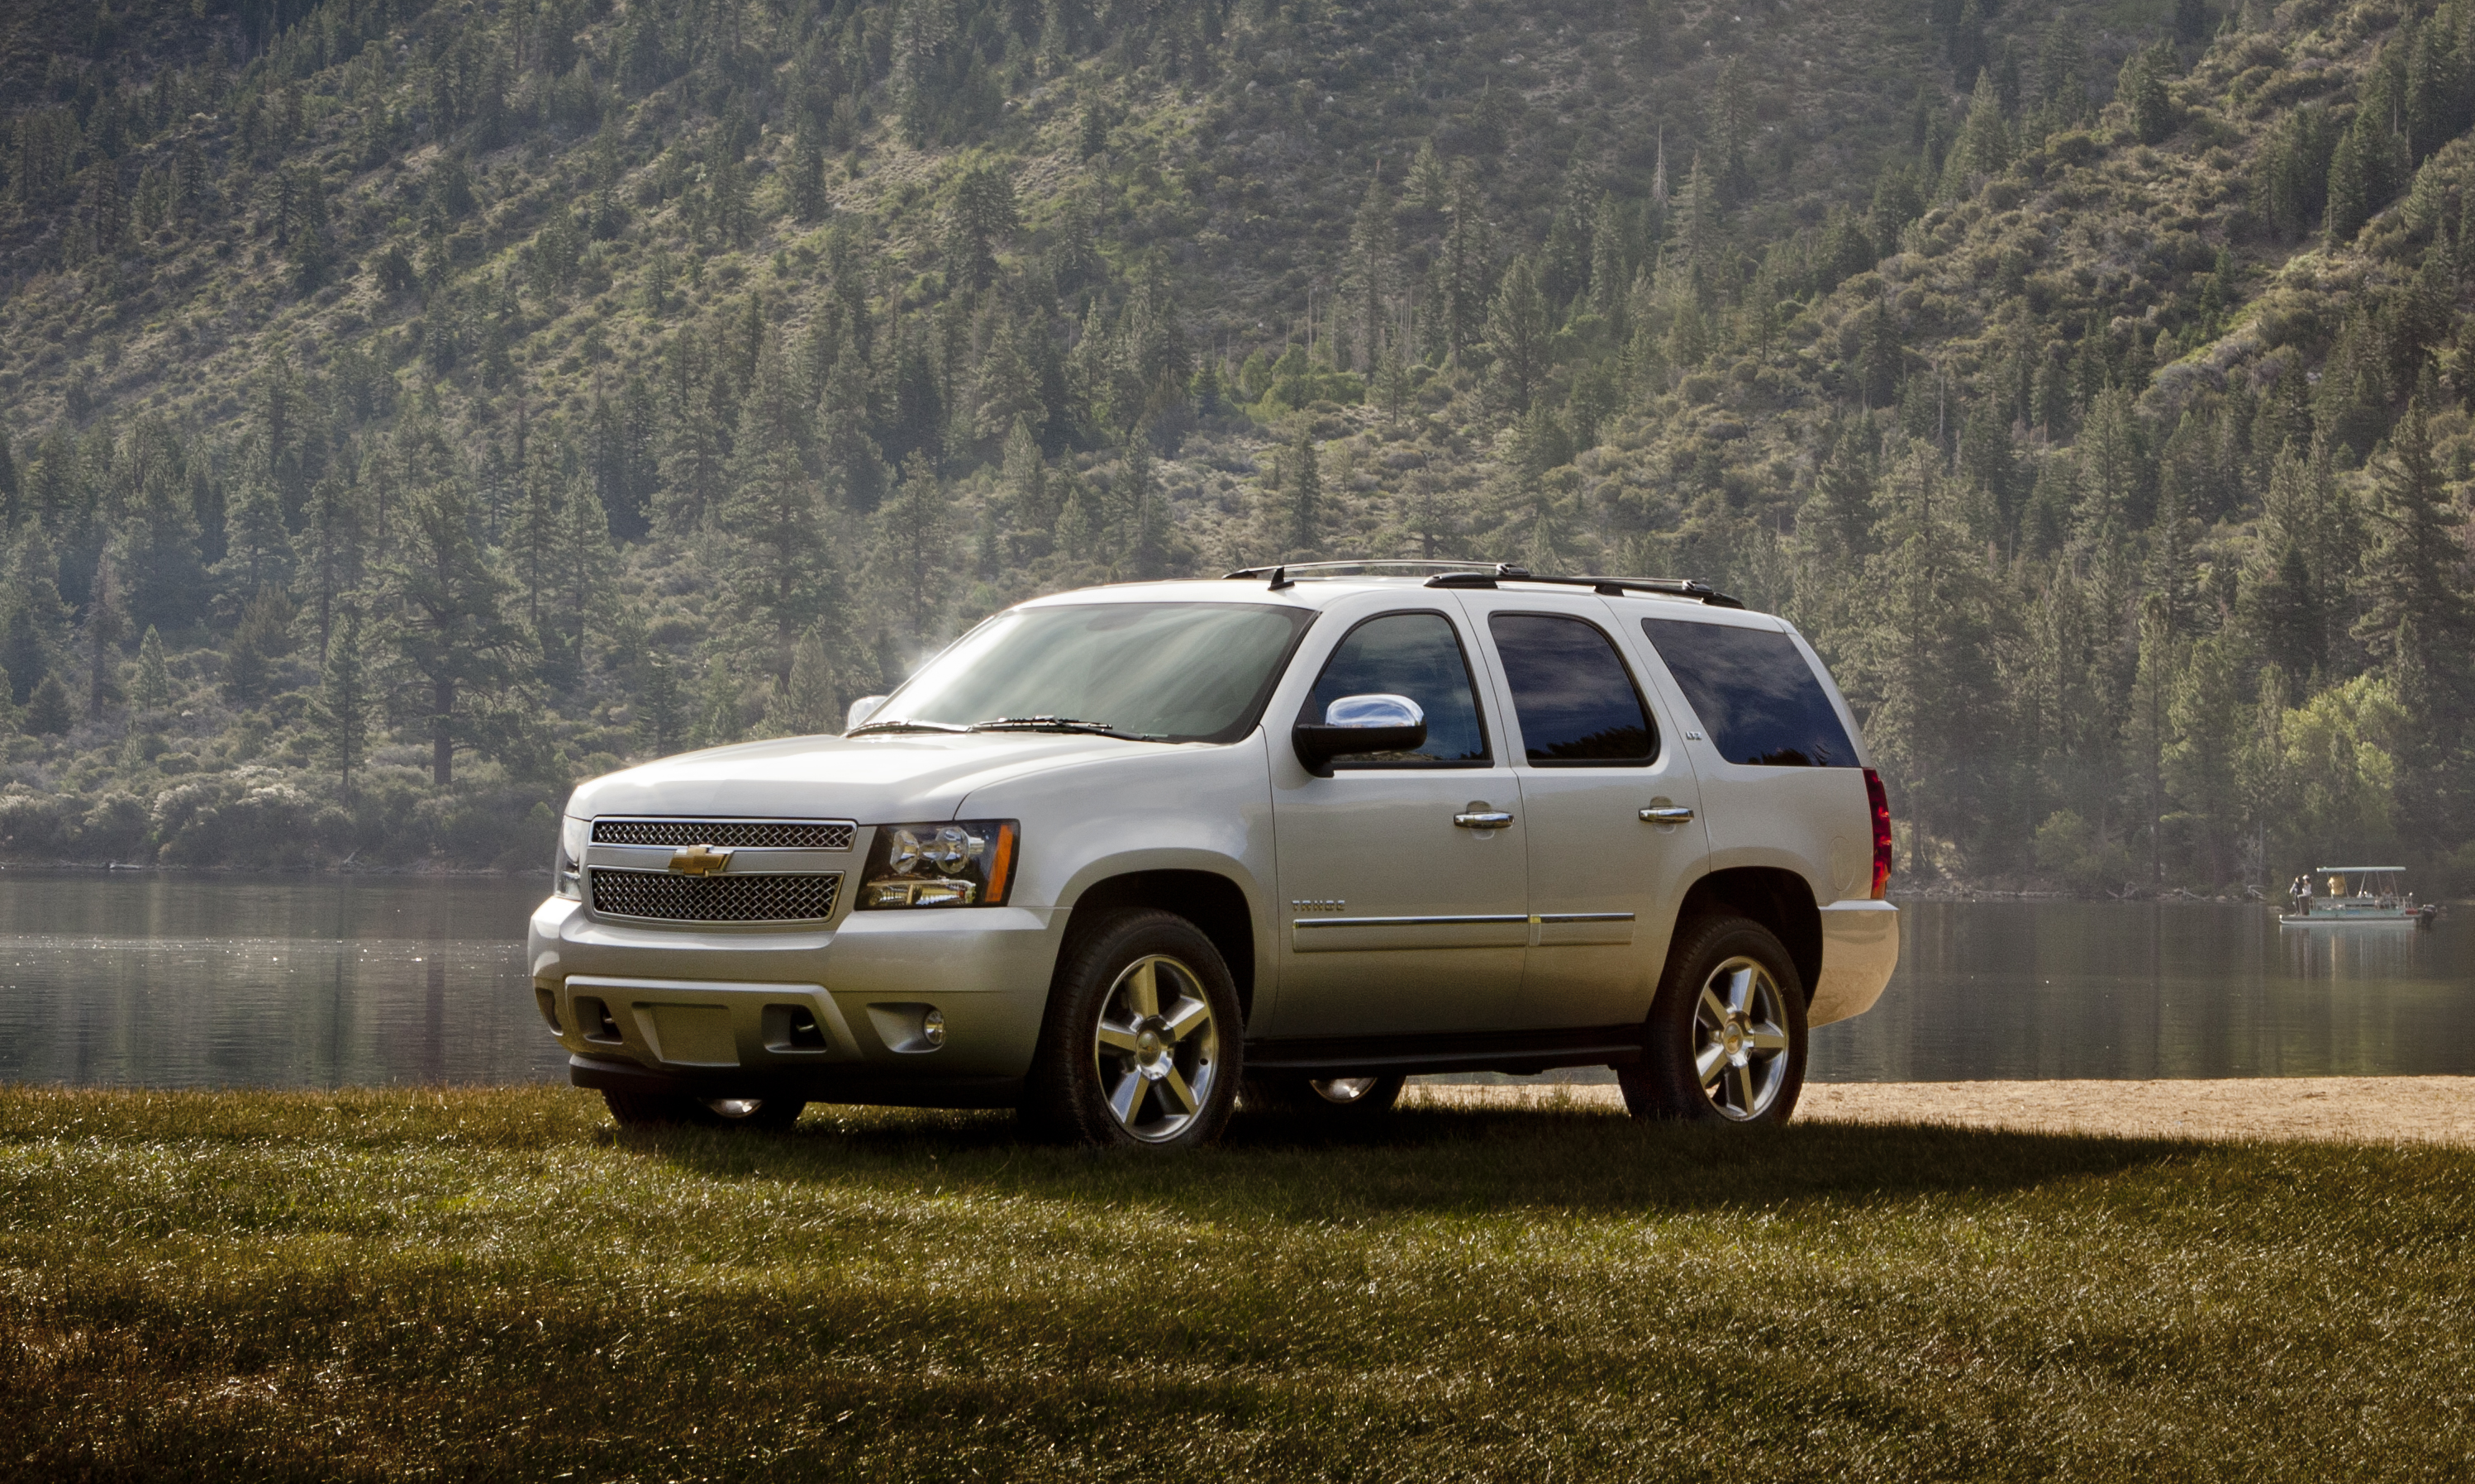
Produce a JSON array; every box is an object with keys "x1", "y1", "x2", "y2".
[
  {"x1": 845, "y1": 695, "x2": 891, "y2": 733},
  {"x1": 1293, "y1": 693, "x2": 1427, "y2": 777}
]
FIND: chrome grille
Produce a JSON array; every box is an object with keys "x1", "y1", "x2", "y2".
[
  {"x1": 592, "y1": 818, "x2": 856, "y2": 850},
  {"x1": 590, "y1": 868, "x2": 844, "y2": 923}
]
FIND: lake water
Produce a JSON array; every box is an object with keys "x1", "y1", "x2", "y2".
[{"x1": 0, "y1": 873, "x2": 2468, "y2": 1088}]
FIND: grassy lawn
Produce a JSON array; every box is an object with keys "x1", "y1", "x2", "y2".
[{"x1": 3, "y1": 1087, "x2": 2472, "y2": 1482}]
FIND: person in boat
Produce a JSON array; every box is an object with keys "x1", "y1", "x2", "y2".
[{"x1": 2290, "y1": 874, "x2": 2312, "y2": 915}]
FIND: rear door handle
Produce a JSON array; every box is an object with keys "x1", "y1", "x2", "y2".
[
  {"x1": 1454, "y1": 810, "x2": 1515, "y2": 830},
  {"x1": 1639, "y1": 806, "x2": 1696, "y2": 824}
]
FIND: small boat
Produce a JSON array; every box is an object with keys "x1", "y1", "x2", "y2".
[{"x1": 2277, "y1": 866, "x2": 2439, "y2": 927}]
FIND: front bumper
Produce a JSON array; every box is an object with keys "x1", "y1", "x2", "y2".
[
  {"x1": 1808, "y1": 898, "x2": 1898, "y2": 1027},
  {"x1": 527, "y1": 896, "x2": 1061, "y2": 1103}
]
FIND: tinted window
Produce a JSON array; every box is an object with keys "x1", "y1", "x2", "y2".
[
  {"x1": 1640, "y1": 618, "x2": 1859, "y2": 768},
  {"x1": 1307, "y1": 612, "x2": 1489, "y2": 765},
  {"x1": 1488, "y1": 614, "x2": 1656, "y2": 765}
]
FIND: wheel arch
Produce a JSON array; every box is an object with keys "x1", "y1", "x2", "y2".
[
  {"x1": 1677, "y1": 866, "x2": 1822, "y2": 1001},
  {"x1": 1055, "y1": 868, "x2": 1258, "y2": 1022}
]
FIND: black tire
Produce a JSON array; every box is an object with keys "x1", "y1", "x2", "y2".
[
  {"x1": 1021, "y1": 908, "x2": 1243, "y2": 1149},
  {"x1": 1243, "y1": 1073, "x2": 1407, "y2": 1119},
  {"x1": 603, "y1": 1091, "x2": 807, "y2": 1130},
  {"x1": 1618, "y1": 914, "x2": 1808, "y2": 1125}
]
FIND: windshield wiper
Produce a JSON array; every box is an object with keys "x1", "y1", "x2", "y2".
[
  {"x1": 969, "y1": 716, "x2": 1165, "y2": 741},
  {"x1": 848, "y1": 719, "x2": 971, "y2": 735}
]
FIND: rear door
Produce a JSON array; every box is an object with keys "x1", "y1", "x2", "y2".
[
  {"x1": 1455, "y1": 592, "x2": 1710, "y2": 1030},
  {"x1": 1624, "y1": 612, "x2": 1875, "y2": 907}
]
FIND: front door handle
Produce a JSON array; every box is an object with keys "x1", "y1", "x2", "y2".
[
  {"x1": 1639, "y1": 805, "x2": 1696, "y2": 824},
  {"x1": 1454, "y1": 809, "x2": 1515, "y2": 830}
]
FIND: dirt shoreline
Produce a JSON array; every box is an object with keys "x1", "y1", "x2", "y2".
[{"x1": 1408, "y1": 1077, "x2": 2475, "y2": 1147}]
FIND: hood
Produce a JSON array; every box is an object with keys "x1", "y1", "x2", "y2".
[{"x1": 565, "y1": 731, "x2": 1163, "y2": 823}]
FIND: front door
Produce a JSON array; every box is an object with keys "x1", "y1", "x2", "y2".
[
  {"x1": 1268, "y1": 607, "x2": 1528, "y2": 1037},
  {"x1": 1459, "y1": 597, "x2": 1710, "y2": 1030}
]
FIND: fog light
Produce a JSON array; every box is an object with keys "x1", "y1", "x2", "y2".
[{"x1": 921, "y1": 1009, "x2": 946, "y2": 1049}]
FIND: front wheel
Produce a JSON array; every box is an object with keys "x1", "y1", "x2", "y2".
[
  {"x1": 1619, "y1": 914, "x2": 1808, "y2": 1125},
  {"x1": 603, "y1": 1092, "x2": 807, "y2": 1130},
  {"x1": 1023, "y1": 909, "x2": 1243, "y2": 1148}
]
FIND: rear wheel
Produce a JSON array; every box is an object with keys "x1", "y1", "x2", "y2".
[
  {"x1": 1619, "y1": 914, "x2": 1807, "y2": 1125},
  {"x1": 1244, "y1": 1073, "x2": 1407, "y2": 1120},
  {"x1": 602, "y1": 1092, "x2": 807, "y2": 1130},
  {"x1": 1022, "y1": 909, "x2": 1242, "y2": 1148}
]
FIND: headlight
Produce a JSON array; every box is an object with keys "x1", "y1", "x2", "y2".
[
  {"x1": 554, "y1": 815, "x2": 589, "y2": 900},
  {"x1": 858, "y1": 820, "x2": 1018, "y2": 909}
]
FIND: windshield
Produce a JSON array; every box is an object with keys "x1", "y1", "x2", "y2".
[{"x1": 864, "y1": 602, "x2": 1315, "y2": 743}]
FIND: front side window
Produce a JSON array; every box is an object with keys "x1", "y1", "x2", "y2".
[
  {"x1": 1487, "y1": 613, "x2": 1657, "y2": 766},
  {"x1": 1640, "y1": 618, "x2": 1859, "y2": 768},
  {"x1": 1306, "y1": 611, "x2": 1490, "y2": 766},
  {"x1": 866, "y1": 603, "x2": 1313, "y2": 743}
]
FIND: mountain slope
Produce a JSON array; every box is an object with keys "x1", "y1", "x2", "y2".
[{"x1": 0, "y1": 0, "x2": 2469, "y2": 892}]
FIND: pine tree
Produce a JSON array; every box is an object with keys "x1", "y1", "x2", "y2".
[
  {"x1": 2325, "y1": 121, "x2": 2372, "y2": 245},
  {"x1": 25, "y1": 673, "x2": 72, "y2": 737},
  {"x1": 82, "y1": 551, "x2": 126, "y2": 720},
  {"x1": 382, "y1": 479, "x2": 525, "y2": 787},
  {"x1": 1121, "y1": 430, "x2": 1164, "y2": 579},
  {"x1": 218, "y1": 476, "x2": 295, "y2": 596},
  {"x1": 1344, "y1": 175, "x2": 1397, "y2": 372},
  {"x1": 131, "y1": 625, "x2": 172, "y2": 713},
  {"x1": 2118, "y1": 42, "x2": 2175, "y2": 145},
  {"x1": 2165, "y1": 635, "x2": 2245, "y2": 885},
  {"x1": 508, "y1": 438, "x2": 564, "y2": 637},
  {"x1": 554, "y1": 480, "x2": 616, "y2": 680},
  {"x1": 1942, "y1": 69, "x2": 2012, "y2": 197},
  {"x1": 695, "y1": 657, "x2": 745, "y2": 747},
  {"x1": 1280, "y1": 426, "x2": 1322, "y2": 559},
  {"x1": 1435, "y1": 164, "x2": 1491, "y2": 364},
  {"x1": 317, "y1": 603, "x2": 370, "y2": 806},
  {"x1": 636, "y1": 650, "x2": 687, "y2": 756},
  {"x1": 878, "y1": 455, "x2": 952, "y2": 641},
  {"x1": 2354, "y1": 402, "x2": 2468, "y2": 674},
  {"x1": 789, "y1": 134, "x2": 829, "y2": 224},
  {"x1": 1484, "y1": 254, "x2": 1551, "y2": 415},
  {"x1": 0, "y1": 530, "x2": 71, "y2": 706},
  {"x1": 725, "y1": 340, "x2": 833, "y2": 686},
  {"x1": 223, "y1": 585, "x2": 294, "y2": 706},
  {"x1": 764, "y1": 628, "x2": 837, "y2": 736}
]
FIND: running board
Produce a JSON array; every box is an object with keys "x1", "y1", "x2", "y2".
[{"x1": 1244, "y1": 1025, "x2": 1645, "y2": 1079}]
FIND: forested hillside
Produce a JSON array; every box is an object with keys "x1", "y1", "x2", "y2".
[{"x1": 1, "y1": 0, "x2": 2472, "y2": 892}]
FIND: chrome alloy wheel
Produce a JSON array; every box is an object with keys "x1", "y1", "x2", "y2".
[
  {"x1": 1311, "y1": 1077, "x2": 1381, "y2": 1104},
  {"x1": 1692, "y1": 956, "x2": 1792, "y2": 1121},
  {"x1": 1092, "y1": 954, "x2": 1222, "y2": 1144}
]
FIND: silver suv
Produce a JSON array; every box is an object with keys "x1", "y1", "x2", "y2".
[{"x1": 528, "y1": 563, "x2": 1898, "y2": 1145}]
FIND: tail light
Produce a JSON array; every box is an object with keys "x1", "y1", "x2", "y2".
[{"x1": 1863, "y1": 768, "x2": 1893, "y2": 900}]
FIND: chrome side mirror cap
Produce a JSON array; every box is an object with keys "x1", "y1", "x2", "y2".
[{"x1": 1293, "y1": 693, "x2": 1428, "y2": 776}]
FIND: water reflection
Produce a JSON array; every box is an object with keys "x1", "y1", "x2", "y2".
[
  {"x1": 0, "y1": 872, "x2": 548, "y2": 1089},
  {"x1": 1812, "y1": 901, "x2": 2475, "y2": 1081},
  {"x1": 0, "y1": 877, "x2": 2468, "y2": 1088}
]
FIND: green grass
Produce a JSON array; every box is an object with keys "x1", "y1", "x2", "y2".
[{"x1": 3, "y1": 1087, "x2": 2472, "y2": 1482}]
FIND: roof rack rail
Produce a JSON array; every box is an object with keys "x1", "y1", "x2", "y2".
[
  {"x1": 1421, "y1": 564, "x2": 1744, "y2": 608},
  {"x1": 1220, "y1": 559, "x2": 1744, "y2": 607},
  {"x1": 1223, "y1": 559, "x2": 1499, "y2": 582}
]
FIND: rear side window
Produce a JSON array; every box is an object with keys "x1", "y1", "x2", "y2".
[
  {"x1": 1487, "y1": 614, "x2": 1656, "y2": 765},
  {"x1": 1307, "y1": 611, "x2": 1490, "y2": 765},
  {"x1": 1640, "y1": 618, "x2": 1859, "y2": 768}
]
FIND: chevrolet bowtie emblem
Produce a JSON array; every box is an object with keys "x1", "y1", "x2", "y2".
[{"x1": 668, "y1": 843, "x2": 735, "y2": 875}]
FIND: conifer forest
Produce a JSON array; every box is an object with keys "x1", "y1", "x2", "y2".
[{"x1": 2, "y1": 0, "x2": 2473, "y2": 890}]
